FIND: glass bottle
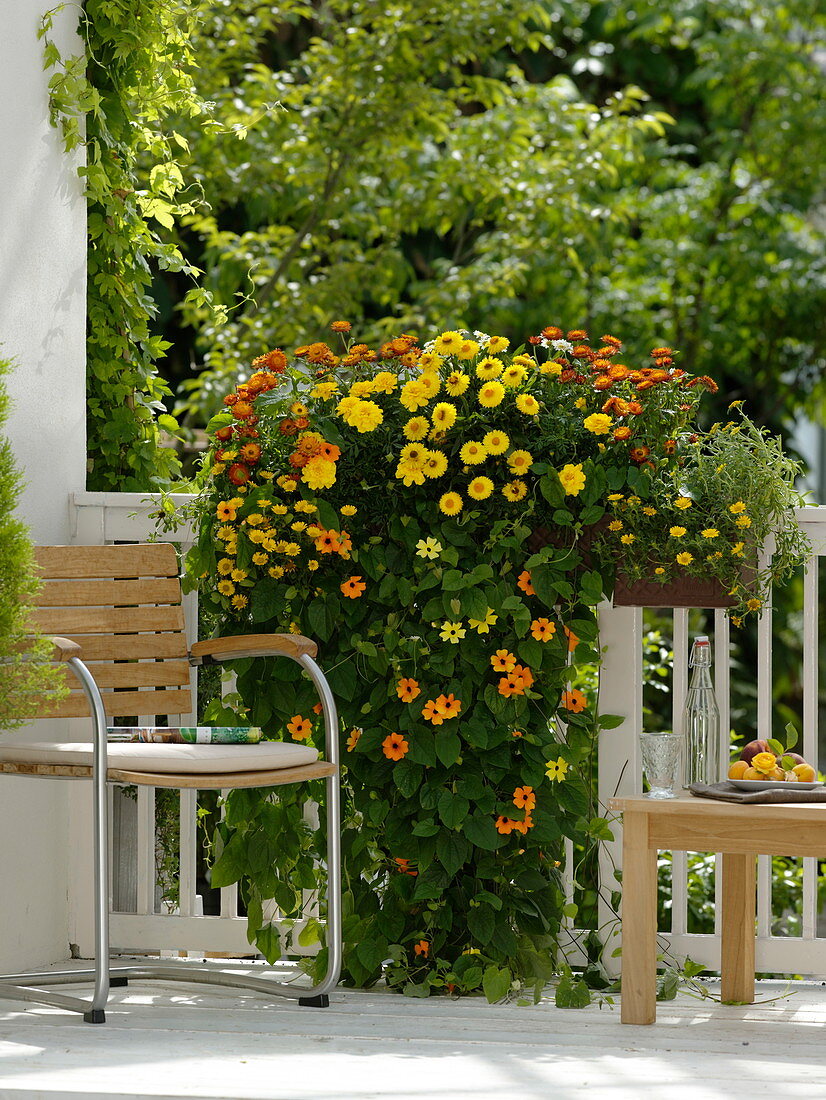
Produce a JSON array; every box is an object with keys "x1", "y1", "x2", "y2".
[{"x1": 683, "y1": 635, "x2": 720, "y2": 785}]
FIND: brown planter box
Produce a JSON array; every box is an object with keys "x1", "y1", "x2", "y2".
[{"x1": 612, "y1": 572, "x2": 736, "y2": 609}]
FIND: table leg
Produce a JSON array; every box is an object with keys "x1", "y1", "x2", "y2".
[
  {"x1": 720, "y1": 851, "x2": 756, "y2": 1005},
  {"x1": 620, "y1": 810, "x2": 658, "y2": 1024}
]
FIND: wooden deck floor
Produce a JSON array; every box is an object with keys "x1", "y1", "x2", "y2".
[{"x1": 2, "y1": 966, "x2": 826, "y2": 1098}]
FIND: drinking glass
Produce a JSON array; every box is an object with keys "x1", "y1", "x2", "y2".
[{"x1": 639, "y1": 731, "x2": 683, "y2": 799}]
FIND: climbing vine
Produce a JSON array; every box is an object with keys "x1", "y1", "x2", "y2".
[{"x1": 39, "y1": 1, "x2": 225, "y2": 490}]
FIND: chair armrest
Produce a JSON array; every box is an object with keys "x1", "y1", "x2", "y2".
[
  {"x1": 189, "y1": 633, "x2": 318, "y2": 666},
  {"x1": 50, "y1": 636, "x2": 82, "y2": 661}
]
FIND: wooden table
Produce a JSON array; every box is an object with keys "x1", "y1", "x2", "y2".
[{"x1": 608, "y1": 794, "x2": 826, "y2": 1024}]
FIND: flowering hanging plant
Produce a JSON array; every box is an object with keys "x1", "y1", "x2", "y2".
[{"x1": 183, "y1": 321, "x2": 801, "y2": 1000}]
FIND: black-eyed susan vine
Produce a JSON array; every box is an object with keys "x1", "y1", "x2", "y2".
[{"x1": 183, "y1": 322, "x2": 804, "y2": 1001}]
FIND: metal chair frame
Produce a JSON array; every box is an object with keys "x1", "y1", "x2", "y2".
[{"x1": 0, "y1": 548, "x2": 342, "y2": 1024}]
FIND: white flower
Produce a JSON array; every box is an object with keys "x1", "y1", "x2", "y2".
[
  {"x1": 550, "y1": 339, "x2": 574, "y2": 353},
  {"x1": 474, "y1": 330, "x2": 491, "y2": 345}
]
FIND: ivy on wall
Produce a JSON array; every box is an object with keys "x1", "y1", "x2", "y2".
[{"x1": 39, "y1": 1, "x2": 225, "y2": 490}]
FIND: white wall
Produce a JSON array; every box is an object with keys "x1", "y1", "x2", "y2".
[{"x1": 0, "y1": 1, "x2": 86, "y2": 969}]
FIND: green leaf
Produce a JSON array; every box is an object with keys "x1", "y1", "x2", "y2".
[
  {"x1": 657, "y1": 967, "x2": 680, "y2": 1002},
  {"x1": 435, "y1": 730, "x2": 461, "y2": 768},
  {"x1": 255, "y1": 923, "x2": 281, "y2": 965},
  {"x1": 468, "y1": 905, "x2": 496, "y2": 946},
  {"x1": 403, "y1": 982, "x2": 431, "y2": 998},
  {"x1": 463, "y1": 813, "x2": 506, "y2": 851},
  {"x1": 209, "y1": 833, "x2": 246, "y2": 888},
  {"x1": 482, "y1": 964, "x2": 511, "y2": 1003},
  {"x1": 783, "y1": 723, "x2": 799, "y2": 750},
  {"x1": 315, "y1": 499, "x2": 340, "y2": 532},
  {"x1": 555, "y1": 973, "x2": 591, "y2": 1008},
  {"x1": 438, "y1": 790, "x2": 469, "y2": 829},
  {"x1": 298, "y1": 918, "x2": 321, "y2": 947},
  {"x1": 437, "y1": 832, "x2": 469, "y2": 877}
]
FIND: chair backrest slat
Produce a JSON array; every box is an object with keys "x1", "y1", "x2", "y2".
[{"x1": 31, "y1": 545, "x2": 192, "y2": 721}]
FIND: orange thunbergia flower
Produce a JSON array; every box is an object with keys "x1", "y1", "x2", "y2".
[
  {"x1": 563, "y1": 627, "x2": 580, "y2": 652},
  {"x1": 531, "y1": 618, "x2": 556, "y2": 642},
  {"x1": 382, "y1": 732, "x2": 409, "y2": 761},
  {"x1": 561, "y1": 689, "x2": 587, "y2": 713},
  {"x1": 287, "y1": 714, "x2": 311, "y2": 740},
  {"x1": 340, "y1": 575, "x2": 367, "y2": 598},
  {"x1": 346, "y1": 728, "x2": 361, "y2": 751},
  {"x1": 510, "y1": 728, "x2": 524, "y2": 738},
  {"x1": 490, "y1": 650, "x2": 517, "y2": 673},
  {"x1": 498, "y1": 665, "x2": 534, "y2": 698},
  {"x1": 396, "y1": 678, "x2": 421, "y2": 702},
  {"x1": 312, "y1": 702, "x2": 324, "y2": 714},
  {"x1": 495, "y1": 815, "x2": 516, "y2": 835},
  {"x1": 421, "y1": 694, "x2": 462, "y2": 725},
  {"x1": 435, "y1": 693, "x2": 462, "y2": 720},
  {"x1": 513, "y1": 786, "x2": 536, "y2": 811},
  {"x1": 517, "y1": 570, "x2": 535, "y2": 595},
  {"x1": 394, "y1": 857, "x2": 417, "y2": 876},
  {"x1": 413, "y1": 940, "x2": 429, "y2": 957},
  {"x1": 315, "y1": 529, "x2": 341, "y2": 553}
]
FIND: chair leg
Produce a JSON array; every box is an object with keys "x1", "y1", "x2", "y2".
[
  {"x1": 69, "y1": 657, "x2": 112, "y2": 1023},
  {"x1": 298, "y1": 994, "x2": 329, "y2": 1008}
]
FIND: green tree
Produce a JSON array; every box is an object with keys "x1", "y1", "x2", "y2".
[
  {"x1": 167, "y1": 0, "x2": 668, "y2": 421},
  {"x1": 0, "y1": 358, "x2": 66, "y2": 730}
]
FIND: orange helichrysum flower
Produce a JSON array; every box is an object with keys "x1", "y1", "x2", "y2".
[
  {"x1": 517, "y1": 570, "x2": 535, "y2": 595},
  {"x1": 490, "y1": 650, "x2": 516, "y2": 673},
  {"x1": 340, "y1": 575, "x2": 367, "y2": 598},
  {"x1": 561, "y1": 689, "x2": 587, "y2": 713},
  {"x1": 530, "y1": 618, "x2": 556, "y2": 642},
  {"x1": 413, "y1": 940, "x2": 429, "y2": 957},
  {"x1": 287, "y1": 714, "x2": 311, "y2": 740},
  {"x1": 382, "y1": 732, "x2": 409, "y2": 761},
  {"x1": 396, "y1": 678, "x2": 421, "y2": 702},
  {"x1": 513, "y1": 786, "x2": 536, "y2": 811}
]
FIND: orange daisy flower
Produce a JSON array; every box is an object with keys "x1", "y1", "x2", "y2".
[
  {"x1": 561, "y1": 689, "x2": 587, "y2": 713},
  {"x1": 382, "y1": 732, "x2": 409, "y2": 761},
  {"x1": 340, "y1": 575, "x2": 367, "y2": 599},
  {"x1": 396, "y1": 678, "x2": 421, "y2": 702}
]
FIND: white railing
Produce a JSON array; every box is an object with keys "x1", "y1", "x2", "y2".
[
  {"x1": 67, "y1": 492, "x2": 826, "y2": 977},
  {"x1": 597, "y1": 505, "x2": 826, "y2": 977}
]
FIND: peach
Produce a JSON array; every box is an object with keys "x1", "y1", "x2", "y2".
[
  {"x1": 792, "y1": 763, "x2": 817, "y2": 783},
  {"x1": 742, "y1": 767, "x2": 766, "y2": 781},
  {"x1": 740, "y1": 739, "x2": 772, "y2": 765},
  {"x1": 728, "y1": 760, "x2": 750, "y2": 780}
]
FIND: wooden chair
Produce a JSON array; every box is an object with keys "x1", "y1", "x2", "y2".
[{"x1": 0, "y1": 544, "x2": 341, "y2": 1023}]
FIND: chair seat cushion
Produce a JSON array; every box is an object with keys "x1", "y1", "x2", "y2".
[{"x1": 0, "y1": 741, "x2": 319, "y2": 774}]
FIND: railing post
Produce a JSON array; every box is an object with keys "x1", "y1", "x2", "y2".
[{"x1": 597, "y1": 599, "x2": 644, "y2": 977}]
